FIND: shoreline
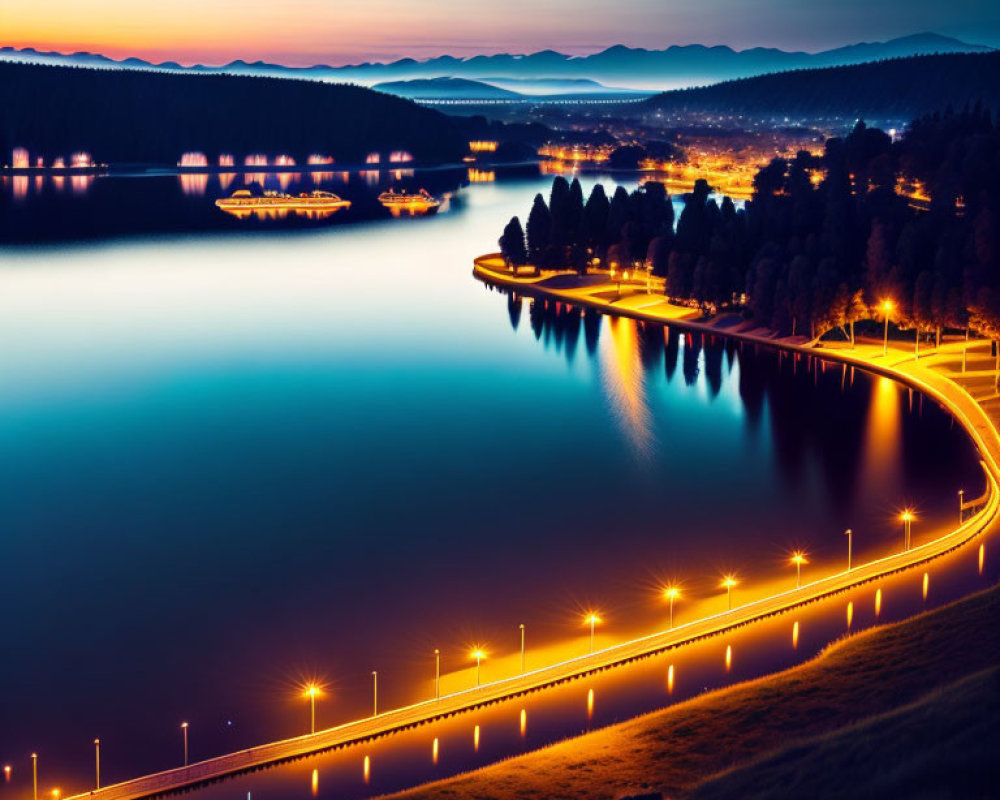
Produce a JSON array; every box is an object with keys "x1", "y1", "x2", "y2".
[{"x1": 64, "y1": 261, "x2": 1000, "y2": 800}]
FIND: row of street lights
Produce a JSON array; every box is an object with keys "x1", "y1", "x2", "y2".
[{"x1": 30, "y1": 499, "x2": 957, "y2": 787}]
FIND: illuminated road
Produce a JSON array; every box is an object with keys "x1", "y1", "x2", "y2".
[{"x1": 66, "y1": 265, "x2": 1000, "y2": 800}]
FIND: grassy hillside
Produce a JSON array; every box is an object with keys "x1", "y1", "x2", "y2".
[
  {"x1": 0, "y1": 61, "x2": 467, "y2": 164},
  {"x1": 386, "y1": 581, "x2": 1000, "y2": 800},
  {"x1": 641, "y1": 52, "x2": 1000, "y2": 119}
]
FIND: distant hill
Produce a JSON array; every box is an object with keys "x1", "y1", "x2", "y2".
[
  {"x1": 373, "y1": 77, "x2": 521, "y2": 100},
  {"x1": 0, "y1": 61, "x2": 467, "y2": 165},
  {"x1": 1, "y1": 33, "x2": 993, "y2": 91},
  {"x1": 477, "y1": 77, "x2": 649, "y2": 96},
  {"x1": 639, "y1": 52, "x2": 1000, "y2": 120}
]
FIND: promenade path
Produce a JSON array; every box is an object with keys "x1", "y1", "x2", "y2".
[{"x1": 68, "y1": 261, "x2": 1000, "y2": 800}]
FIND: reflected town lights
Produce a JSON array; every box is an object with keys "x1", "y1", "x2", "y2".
[
  {"x1": 519, "y1": 708, "x2": 527, "y2": 737},
  {"x1": 432, "y1": 737, "x2": 439, "y2": 765},
  {"x1": 310, "y1": 769, "x2": 318, "y2": 797},
  {"x1": 979, "y1": 543, "x2": 985, "y2": 575},
  {"x1": 587, "y1": 688, "x2": 594, "y2": 721},
  {"x1": 792, "y1": 621, "x2": 800, "y2": 649},
  {"x1": 847, "y1": 601, "x2": 854, "y2": 629},
  {"x1": 473, "y1": 724, "x2": 480, "y2": 752},
  {"x1": 363, "y1": 755, "x2": 370, "y2": 784},
  {"x1": 875, "y1": 588, "x2": 883, "y2": 617},
  {"x1": 923, "y1": 572, "x2": 929, "y2": 601},
  {"x1": 790, "y1": 551, "x2": 808, "y2": 588},
  {"x1": 667, "y1": 664, "x2": 675, "y2": 694},
  {"x1": 725, "y1": 644, "x2": 732, "y2": 671}
]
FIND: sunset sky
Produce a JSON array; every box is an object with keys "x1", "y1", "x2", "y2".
[{"x1": 2, "y1": 0, "x2": 998, "y2": 65}]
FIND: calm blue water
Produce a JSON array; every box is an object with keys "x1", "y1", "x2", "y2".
[{"x1": 0, "y1": 168, "x2": 984, "y2": 796}]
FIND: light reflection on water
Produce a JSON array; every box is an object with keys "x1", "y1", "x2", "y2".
[{"x1": 0, "y1": 170, "x2": 987, "y2": 796}]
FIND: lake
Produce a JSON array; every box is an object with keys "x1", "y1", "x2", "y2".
[{"x1": 0, "y1": 166, "x2": 986, "y2": 797}]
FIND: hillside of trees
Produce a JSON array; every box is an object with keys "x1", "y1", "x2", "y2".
[
  {"x1": 640, "y1": 53, "x2": 1000, "y2": 119},
  {"x1": 499, "y1": 105, "x2": 1000, "y2": 355},
  {"x1": 0, "y1": 62, "x2": 467, "y2": 164}
]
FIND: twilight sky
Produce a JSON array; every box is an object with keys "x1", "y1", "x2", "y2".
[{"x1": 3, "y1": 0, "x2": 998, "y2": 65}]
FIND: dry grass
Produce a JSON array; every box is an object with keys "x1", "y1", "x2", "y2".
[{"x1": 385, "y1": 583, "x2": 1000, "y2": 800}]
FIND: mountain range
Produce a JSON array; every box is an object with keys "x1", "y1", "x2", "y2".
[{"x1": 0, "y1": 33, "x2": 993, "y2": 92}]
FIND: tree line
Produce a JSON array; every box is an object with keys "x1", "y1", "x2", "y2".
[
  {"x1": 0, "y1": 61, "x2": 467, "y2": 164},
  {"x1": 499, "y1": 104, "x2": 1000, "y2": 349}
]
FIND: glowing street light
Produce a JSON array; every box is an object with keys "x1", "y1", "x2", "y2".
[
  {"x1": 790, "y1": 551, "x2": 808, "y2": 589},
  {"x1": 31, "y1": 753, "x2": 37, "y2": 800},
  {"x1": 845, "y1": 528, "x2": 853, "y2": 571},
  {"x1": 470, "y1": 649, "x2": 486, "y2": 687},
  {"x1": 302, "y1": 684, "x2": 323, "y2": 734},
  {"x1": 180, "y1": 722, "x2": 189, "y2": 766},
  {"x1": 585, "y1": 614, "x2": 601, "y2": 652},
  {"x1": 519, "y1": 624, "x2": 526, "y2": 674},
  {"x1": 721, "y1": 575, "x2": 738, "y2": 610},
  {"x1": 434, "y1": 650, "x2": 440, "y2": 699},
  {"x1": 51, "y1": 789, "x2": 60, "y2": 800},
  {"x1": 94, "y1": 739, "x2": 100, "y2": 790},
  {"x1": 881, "y1": 299, "x2": 894, "y2": 357},
  {"x1": 958, "y1": 489, "x2": 965, "y2": 526},
  {"x1": 663, "y1": 586, "x2": 681, "y2": 629},
  {"x1": 900, "y1": 509, "x2": 914, "y2": 551},
  {"x1": 371, "y1": 671, "x2": 378, "y2": 717}
]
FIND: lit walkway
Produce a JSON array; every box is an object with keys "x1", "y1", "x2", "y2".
[{"x1": 67, "y1": 263, "x2": 1000, "y2": 800}]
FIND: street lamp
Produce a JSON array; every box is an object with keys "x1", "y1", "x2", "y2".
[
  {"x1": 790, "y1": 551, "x2": 808, "y2": 589},
  {"x1": 958, "y1": 489, "x2": 965, "y2": 525},
  {"x1": 721, "y1": 575, "x2": 738, "y2": 610},
  {"x1": 881, "y1": 299, "x2": 894, "y2": 357},
  {"x1": 94, "y1": 739, "x2": 100, "y2": 790},
  {"x1": 302, "y1": 684, "x2": 323, "y2": 734},
  {"x1": 180, "y1": 722, "x2": 189, "y2": 766},
  {"x1": 434, "y1": 649, "x2": 440, "y2": 699},
  {"x1": 519, "y1": 624, "x2": 526, "y2": 673},
  {"x1": 470, "y1": 649, "x2": 486, "y2": 687},
  {"x1": 585, "y1": 613, "x2": 601, "y2": 652},
  {"x1": 31, "y1": 753, "x2": 37, "y2": 800},
  {"x1": 371, "y1": 671, "x2": 378, "y2": 717},
  {"x1": 663, "y1": 586, "x2": 681, "y2": 629},
  {"x1": 845, "y1": 528, "x2": 853, "y2": 571},
  {"x1": 901, "y1": 509, "x2": 914, "y2": 551},
  {"x1": 609, "y1": 265, "x2": 620, "y2": 297}
]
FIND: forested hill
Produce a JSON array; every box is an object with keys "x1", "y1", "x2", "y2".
[
  {"x1": 641, "y1": 53, "x2": 1000, "y2": 118},
  {"x1": 0, "y1": 62, "x2": 467, "y2": 164}
]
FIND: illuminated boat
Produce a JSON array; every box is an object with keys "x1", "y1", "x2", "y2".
[
  {"x1": 215, "y1": 189, "x2": 351, "y2": 218},
  {"x1": 377, "y1": 188, "x2": 441, "y2": 216}
]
